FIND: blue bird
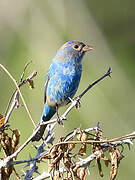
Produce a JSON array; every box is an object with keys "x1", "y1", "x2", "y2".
[{"x1": 32, "y1": 40, "x2": 93, "y2": 141}]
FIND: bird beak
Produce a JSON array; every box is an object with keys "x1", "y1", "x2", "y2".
[{"x1": 82, "y1": 45, "x2": 93, "y2": 52}]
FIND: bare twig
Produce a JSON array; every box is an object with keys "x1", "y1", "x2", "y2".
[
  {"x1": 4, "y1": 92, "x2": 15, "y2": 117},
  {"x1": 40, "y1": 68, "x2": 112, "y2": 127},
  {"x1": 78, "y1": 67, "x2": 111, "y2": 99},
  {"x1": 0, "y1": 68, "x2": 111, "y2": 166},
  {"x1": 24, "y1": 143, "x2": 45, "y2": 180},
  {"x1": 6, "y1": 129, "x2": 135, "y2": 166},
  {"x1": 0, "y1": 67, "x2": 112, "y2": 179},
  {"x1": 0, "y1": 64, "x2": 36, "y2": 128},
  {"x1": 49, "y1": 131, "x2": 135, "y2": 148},
  {"x1": 20, "y1": 61, "x2": 32, "y2": 82},
  {"x1": 18, "y1": 71, "x2": 37, "y2": 88},
  {"x1": 4, "y1": 61, "x2": 33, "y2": 116},
  {"x1": 33, "y1": 171, "x2": 50, "y2": 180}
]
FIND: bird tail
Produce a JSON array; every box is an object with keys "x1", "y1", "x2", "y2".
[{"x1": 31, "y1": 105, "x2": 56, "y2": 141}]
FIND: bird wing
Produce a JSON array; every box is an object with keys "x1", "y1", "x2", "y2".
[
  {"x1": 44, "y1": 73, "x2": 50, "y2": 104},
  {"x1": 44, "y1": 61, "x2": 58, "y2": 104}
]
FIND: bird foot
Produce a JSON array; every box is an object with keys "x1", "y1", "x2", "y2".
[
  {"x1": 57, "y1": 116, "x2": 64, "y2": 126},
  {"x1": 56, "y1": 105, "x2": 64, "y2": 125},
  {"x1": 69, "y1": 96, "x2": 81, "y2": 109}
]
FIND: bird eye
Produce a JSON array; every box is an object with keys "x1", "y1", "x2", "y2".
[{"x1": 73, "y1": 44, "x2": 79, "y2": 50}]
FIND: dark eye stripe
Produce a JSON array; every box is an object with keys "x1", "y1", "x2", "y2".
[
  {"x1": 74, "y1": 44, "x2": 79, "y2": 49},
  {"x1": 72, "y1": 42, "x2": 85, "y2": 51},
  {"x1": 80, "y1": 44, "x2": 85, "y2": 52}
]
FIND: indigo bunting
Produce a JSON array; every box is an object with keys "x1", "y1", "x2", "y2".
[{"x1": 32, "y1": 40, "x2": 93, "y2": 141}]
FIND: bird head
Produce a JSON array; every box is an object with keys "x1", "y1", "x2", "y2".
[{"x1": 54, "y1": 40, "x2": 93, "y2": 64}]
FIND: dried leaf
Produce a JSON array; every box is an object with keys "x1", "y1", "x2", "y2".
[
  {"x1": 54, "y1": 171, "x2": 61, "y2": 180},
  {"x1": 0, "y1": 117, "x2": 6, "y2": 127},
  {"x1": 48, "y1": 162, "x2": 55, "y2": 173},
  {"x1": 0, "y1": 129, "x2": 20, "y2": 160},
  {"x1": 11, "y1": 129, "x2": 20, "y2": 148},
  {"x1": 77, "y1": 133, "x2": 81, "y2": 141},
  {"x1": 50, "y1": 146, "x2": 58, "y2": 159},
  {"x1": 101, "y1": 154, "x2": 111, "y2": 167},
  {"x1": 59, "y1": 138, "x2": 68, "y2": 152},
  {"x1": 79, "y1": 167, "x2": 86, "y2": 180},
  {"x1": 1, "y1": 165, "x2": 13, "y2": 180},
  {"x1": 73, "y1": 164, "x2": 79, "y2": 174},
  {"x1": 68, "y1": 143, "x2": 75, "y2": 152},
  {"x1": 1, "y1": 133, "x2": 12, "y2": 156},
  {"x1": 73, "y1": 165, "x2": 87, "y2": 179},
  {"x1": 78, "y1": 143, "x2": 86, "y2": 156},
  {"x1": 97, "y1": 158, "x2": 103, "y2": 177},
  {"x1": 43, "y1": 146, "x2": 58, "y2": 159},
  {"x1": 0, "y1": 113, "x2": 3, "y2": 119},
  {"x1": 67, "y1": 172, "x2": 73, "y2": 180},
  {"x1": 27, "y1": 79, "x2": 34, "y2": 89},
  {"x1": 76, "y1": 132, "x2": 88, "y2": 142},
  {"x1": 110, "y1": 149, "x2": 118, "y2": 180},
  {"x1": 4, "y1": 135, "x2": 11, "y2": 147},
  {"x1": 64, "y1": 157, "x2": 73, "y2": 171},
  {"x1": 109, "y1": 148, "x2": 123, "y2": 180},
  {"x1": 76, "y1": 167, "x2": 86, "y2": 180},
  {"x1": 76, "y1": 132, "x2": 88, "y2": 156},
  {"x1": 94, "y1": 128, "x2": 102, "y2": 138},
  {"x1": 81, "y1": 133, "x2": 88, "y2": 142},
  {"x1": 48, "y1": 150, "x2": 63, "y2": 172}
]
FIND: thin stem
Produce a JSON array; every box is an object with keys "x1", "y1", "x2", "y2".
[
  {"x1": 20, "y1": 60, "x2": 32, "y2": 82},
  {"x1": 78, "y1": 67, "x2": 112, "y2": 99},
  {"x1": 4, "y1": 92, "x2": 15, "y2": 117},
  {"x1": 0, "y1": 64, "x2": 36, "y2": 128},
  {"x1": 50, "y1": 131, "x2": 135, "y2": 150}
]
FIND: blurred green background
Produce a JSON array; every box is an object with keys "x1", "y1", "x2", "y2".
[{"x1": 0, "y1": 0, "x2": 135, "y2": 179}]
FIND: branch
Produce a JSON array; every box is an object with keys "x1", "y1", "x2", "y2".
[
  {"x1": 24, "y1": 143, "x2": 45, "y2": 180},
  {"x1": 78, "y1": 67, "x2": 111, "y2": 99},
  {"x1": 33, "y1": 126, "x2": 135, "y2": 180},
  {"x1": 0, "y1": 64, "x2": 37, "y2": 128},
  {"x1": 50, "y1": 131, "x2": 135, "y2": 147},
  {"x1": 33, "y1": 172, "x2": 50, "y2": 180},
  {"x1": 23, "y1": 124, "x2": 56, "y2": 179},
  {"x1": 41, "y1": 67, "x2": 112, "y2": 126},
  {"x1": 0, "y1": 67, "x2": 111, "y2": 177},
  {"x1": 1, "y1": 64, "x2": 134, "y2": 180},
  {"x1": 3, "y1": 72, "x2": 37, "y2": 129},
  {"x1": 0, "y1": 123, "x2": 134, "y2": 179}
]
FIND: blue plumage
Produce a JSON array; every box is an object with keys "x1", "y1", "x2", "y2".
[{"x1": 32, "y1": 40, "x2": 93, "y2": 141}]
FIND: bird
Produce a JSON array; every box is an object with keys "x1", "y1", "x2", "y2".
[{"x1": 32, "y1": 40, "x2": 93, "y2": 141}]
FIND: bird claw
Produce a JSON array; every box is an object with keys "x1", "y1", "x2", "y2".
[
  {"x1": 74, "y1": 96, "x2": 81, "y2": 109},
  {"x1": 56, "y1": 115, "x2": 67, "y2": 126},
  {"x1": 69, "y1": 96, "x2": 81, "y2": 109},
  {"x1": 57, "y1": 116, "x2": 64, "y2": 126},
  {"x1": 56, "y1": 105, "x2": 64, "y2": 125},
  {"x1": 61, "y1": 115, "x2": 67, "y2": 120}
]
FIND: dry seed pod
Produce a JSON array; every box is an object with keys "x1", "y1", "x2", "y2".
[
  {"x1": 50, "y1": 146, "x2": 58, "y2": 159},
  {"x1": 81, "y1": 133, "x2": 88, "y2": 142},
  {"x1": 97, "y1": 158, "x2": 103, "y2": 177},
  {"x1": 78, "y1": 144, "x2": 86, "y2": 156},
  {"x1": 12, "y1": 129, "x2": 20, "y2": 148},
  {"x1": 68, "y1": 143, "x2": 75, "y2": 152},
  {"x1": 27, "y1": 79, "x2": 34, "y2": 89},
  {"x1": 76, "y1": 167, "x2": 86, "y2": 180},
  {"x1": 109, "y1": 148, "x2": 123, "y2": 180}
]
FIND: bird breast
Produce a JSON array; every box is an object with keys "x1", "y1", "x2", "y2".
[{"x1": 46, "y1": 62, "x2": 82, "y2": 107}]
